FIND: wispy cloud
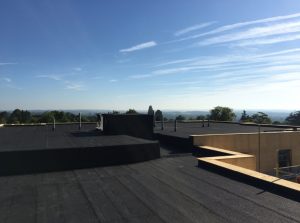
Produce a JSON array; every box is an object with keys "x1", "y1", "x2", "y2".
[
  {"x1": 174, "y1": 22, "x2": 215, "y2": 36},
  {"x1": 235, "y1": 33, "x2": 300, "y2": 46},
  {"x1": 36, "y1": 74, "x2": 87, "y2": 91},
  {"x1": 120, "y1": 41, "x2": 157, "y2": 53},
  {"x1": 0, "y1": 62, "x2": 17, "y2": 66},
  {"x1": 272, "y1": 72, "x2": 300, "y2": 81},
  {"x1": 91, "y1": 76, "x2": 103, "y2": 80},
  {"x1": 129, "y1": 47, "x2": 300, "y2": 79},
  {"x1": 129, "y1": 74, "x2": 153, "y2": 79},
  {"x1": 36, "y1": 75, "x2": 62, "y2": 81},
  {"x1": 198, "y1": 20, "x2": 300, "y2": 46},
  {"x1": 154, "y1": 58, "x2": 200, "y2": 67},
  {"x1": 0, "y1": 77, "x2": 23, "y2": 90},
  {"x1": 154, "y1": 80, "x2": 204, "y2": 86},
  {"x1": 109, "y1": 79, "x2": 118, "y2": 82},
  {"x1": 1, "y1": 77, "x2": 12, "y2": 83},
  {"x1": 129, "y1": 66, "x2": 202, "y2": 79},
  {"x1": 65, "y1": 81, "x2": 86, "y2": 91},
  {"x1": 117, "y1": 58, "x2": 132, "y2": 63},
  {"x1": 73, "y1": 67, "x2": 82, "y2": 71},
  {"x1": 5, "y1": 84, "x2": 22, "y2": 90},
  {"x1": 257, "y1": 48, "x2": 300, "y2": 57},
  {"x1": 172, "y1": 12, "x2": 300, "y2": 42}
]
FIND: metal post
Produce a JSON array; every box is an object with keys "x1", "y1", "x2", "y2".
[
  {"x1": 79, "y1": 112, "x2": 82, "y2": 130},
  {"x1": 52, "y1": 117, "x2": 55, "y2": 131},
  {"x1": 276, "y1": 149, "x2": 279, "y2": 177},
  {"x1": 96, "y1": 114, "x2": 100, "y2": 128},
  {"x1": 258, "y1": 124, "x2": 261, "y2": 172},
  {"x1": 174, "y1": 119, "x2": 177, "y2": 132},
  {"x1": 207, "y1": 119, "x2": 210, "y2": 127},
  {"x1": 202, "y1": 119, "x2": 205, "y2": 127},
  {"x1": 161, "y1": 116, "x2": 164, "y2": 130}
]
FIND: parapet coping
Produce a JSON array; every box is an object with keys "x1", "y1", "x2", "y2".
[
  {"x1": 191, "y1": 131, "x2": 296, "y2": 137},
  {"x1": 198, "y1": 146, "x2": 254, "y2": 161},
  {"x1": 197, "y1": 146, "x2": 300, "y2": 192},
  {"x1": 198, "y1": 145, "x2": 246, "y2": 155}
]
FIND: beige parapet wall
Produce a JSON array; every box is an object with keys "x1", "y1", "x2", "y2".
[
  {"x1": 197, "y1": 157, "x2": 300, "y2": 193},
  {"x1": 198, "y1": 146, "x2": 256, "y2": 170},
  {"x1": 192, "y1": 131, "x2": 300, "y2": 173}
]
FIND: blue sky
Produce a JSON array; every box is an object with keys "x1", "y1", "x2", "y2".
[{"x1": 1, "y1": 0, "x2": 300, "y2": 110}]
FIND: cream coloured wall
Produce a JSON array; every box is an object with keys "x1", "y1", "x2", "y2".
[
  {"x1": 217, "y1": 156, "x2": 256, "y2": 170},
  {"x1": 192, "y1": 131, "x2": 300, "y2": 173}
]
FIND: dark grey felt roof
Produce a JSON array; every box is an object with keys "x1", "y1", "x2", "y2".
[{"x1": 0, "y1": 155, "x2": 299, "y2": 223}]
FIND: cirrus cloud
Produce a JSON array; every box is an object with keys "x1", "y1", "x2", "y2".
[{"x1": 120, "y1": 41, "x2": 157, "y2": 53}]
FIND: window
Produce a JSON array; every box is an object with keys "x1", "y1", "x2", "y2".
[{"x1": 278, "y1": 149, "x2": 292, "y2": 168}]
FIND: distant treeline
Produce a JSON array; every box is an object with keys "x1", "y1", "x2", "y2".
[
  {"x1": 1, "y1": 107, "x2": 300, "y2": 125},
  {"x1": 148, "y1": 105, "x2": 300, "y2": 125},
  {"x1": 0, "y1": 109, "x2": 98, "y2": 124}
]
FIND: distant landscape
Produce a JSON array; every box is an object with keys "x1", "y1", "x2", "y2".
[
  {"x1": 34, "y1": 109, "x2": 294, "y2": 122},
  {"x1": 0, "y1": 107, "x2": 298, "y2": 124}
]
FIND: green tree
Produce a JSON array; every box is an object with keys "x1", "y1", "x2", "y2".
[
  {"x1": 21, "y1": 110, "x2": 32, "y2": 123},
  {"x1": 64, "y1": 112, "x2": 76, "y2": 122},
  {"x1": 285, "y1": 111, "x2": 300, "y2": 125},
  {"x1": 176, "y1": 115, "x2": 185, "y2": 121},
  {"x1": 240, "y1": 110, "x2": 252, "y2": 122},
  {"x1": 125, "y1": 109, "x2": 138, "y2": 114},
  {"x1": 0, "y1": 111, "x2": 9, "y2": 124},
  {"x1": 39, "y1": 111, "x2": 56, "y2": 123},
  {"x1": 8, "y1": 109, "x2": 32, "y2": 124},
  {"x1": 154, "y1": 110, "x2": 163, "y2": 121},
  {"x1": 38, "y1": 111, "x2": 77, "y2": 123},
  {"x1": 210, "y1": 106, "x2": 236, "y2": 121},
  {"x1": 8, "y1": 109, "x2": 21, "y2": 123},
  {"x1": 251, "y1": 112, "x2": 272, "y2": 124},
  {"x1": 196, "y1": 115, "x2": 206, "y2": 120},
  {"x1": 81, "y1": 114, "x2": 97, "y2": 122}
]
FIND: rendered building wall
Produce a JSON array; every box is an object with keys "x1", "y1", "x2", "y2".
[{"x1": 192, "y1": 131, "x2": 300, "y2": 173}]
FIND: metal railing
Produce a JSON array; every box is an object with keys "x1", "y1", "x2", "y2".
[{"x1": 274, "y1": 165, "x2": 300, "y2": 182}]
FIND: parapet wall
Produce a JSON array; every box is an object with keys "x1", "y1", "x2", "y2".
[
  {"x1": 192, "y1": 131, "x2": 300, "y2": 173},
  {"x1": 102, "y1": 114, "x2": 154, "y2": 139}
]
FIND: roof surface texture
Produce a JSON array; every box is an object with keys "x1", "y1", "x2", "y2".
[
  {"x1": 0, "y1": 154, "x2": 299, "y2": 223},
  {"x1": 155, "y1": 122, "x2": 288, "y2": 138}
]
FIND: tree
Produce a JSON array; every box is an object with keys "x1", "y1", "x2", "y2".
[
  {"x1": 154, "y1": 110, "x2": 163, "y2": 121},
  {"x1": 196, "y1": 115, "x2": 206, "y2": 120},
  {"x1": 0, "y1": 111, "x2": 9, "y2": 124},
  {"x1": 176, "y1": 115, "x2": 185, "y2": 121},
  {"x1": 38, "y1": 112, "x2": 52, "y2": 123},
  {"x1": 21, "y1": 110, "x2": 32, "y2": 123},
  {"x1": 147, "y1": 105, "x2": 154, "y2": 116},
  {"x1": 125, "y1": 109, "x2": 138, "y2": 114},
  {"x1": 273, "y1": 121, "x2": 281, "y2": 125},
  {"x1": 8, "y1": 109, "x2": 32, "y2": 124},
  {"x1": 286, "y1": 111, "x2": 300, "y2": 125},
  {"x1": 8, "y1": 109, "x2": 21, "y2": 123},
  {"x1": 38, "y1": 111, "x2": 77, "y2": 123},
  {"x1": 251, "y1": 112, "x2": 272, "y2": 124},
  {"x1": 240, "y1": 110, "x2": 252, "y2": 122},
  {"x1": 209, "y1": 106, "x2": 236, "y2": 121}
]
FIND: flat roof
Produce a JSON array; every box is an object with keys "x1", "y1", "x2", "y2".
[
  {"x1": 0, "y1": 154, "x2": 299, "y2": 222},
  {"x1": 155, "y1": 121, "x2": 289, "y2": 138},
  {"x1": 0, "y1": 124, "x2": 154, "y2": 152}
]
